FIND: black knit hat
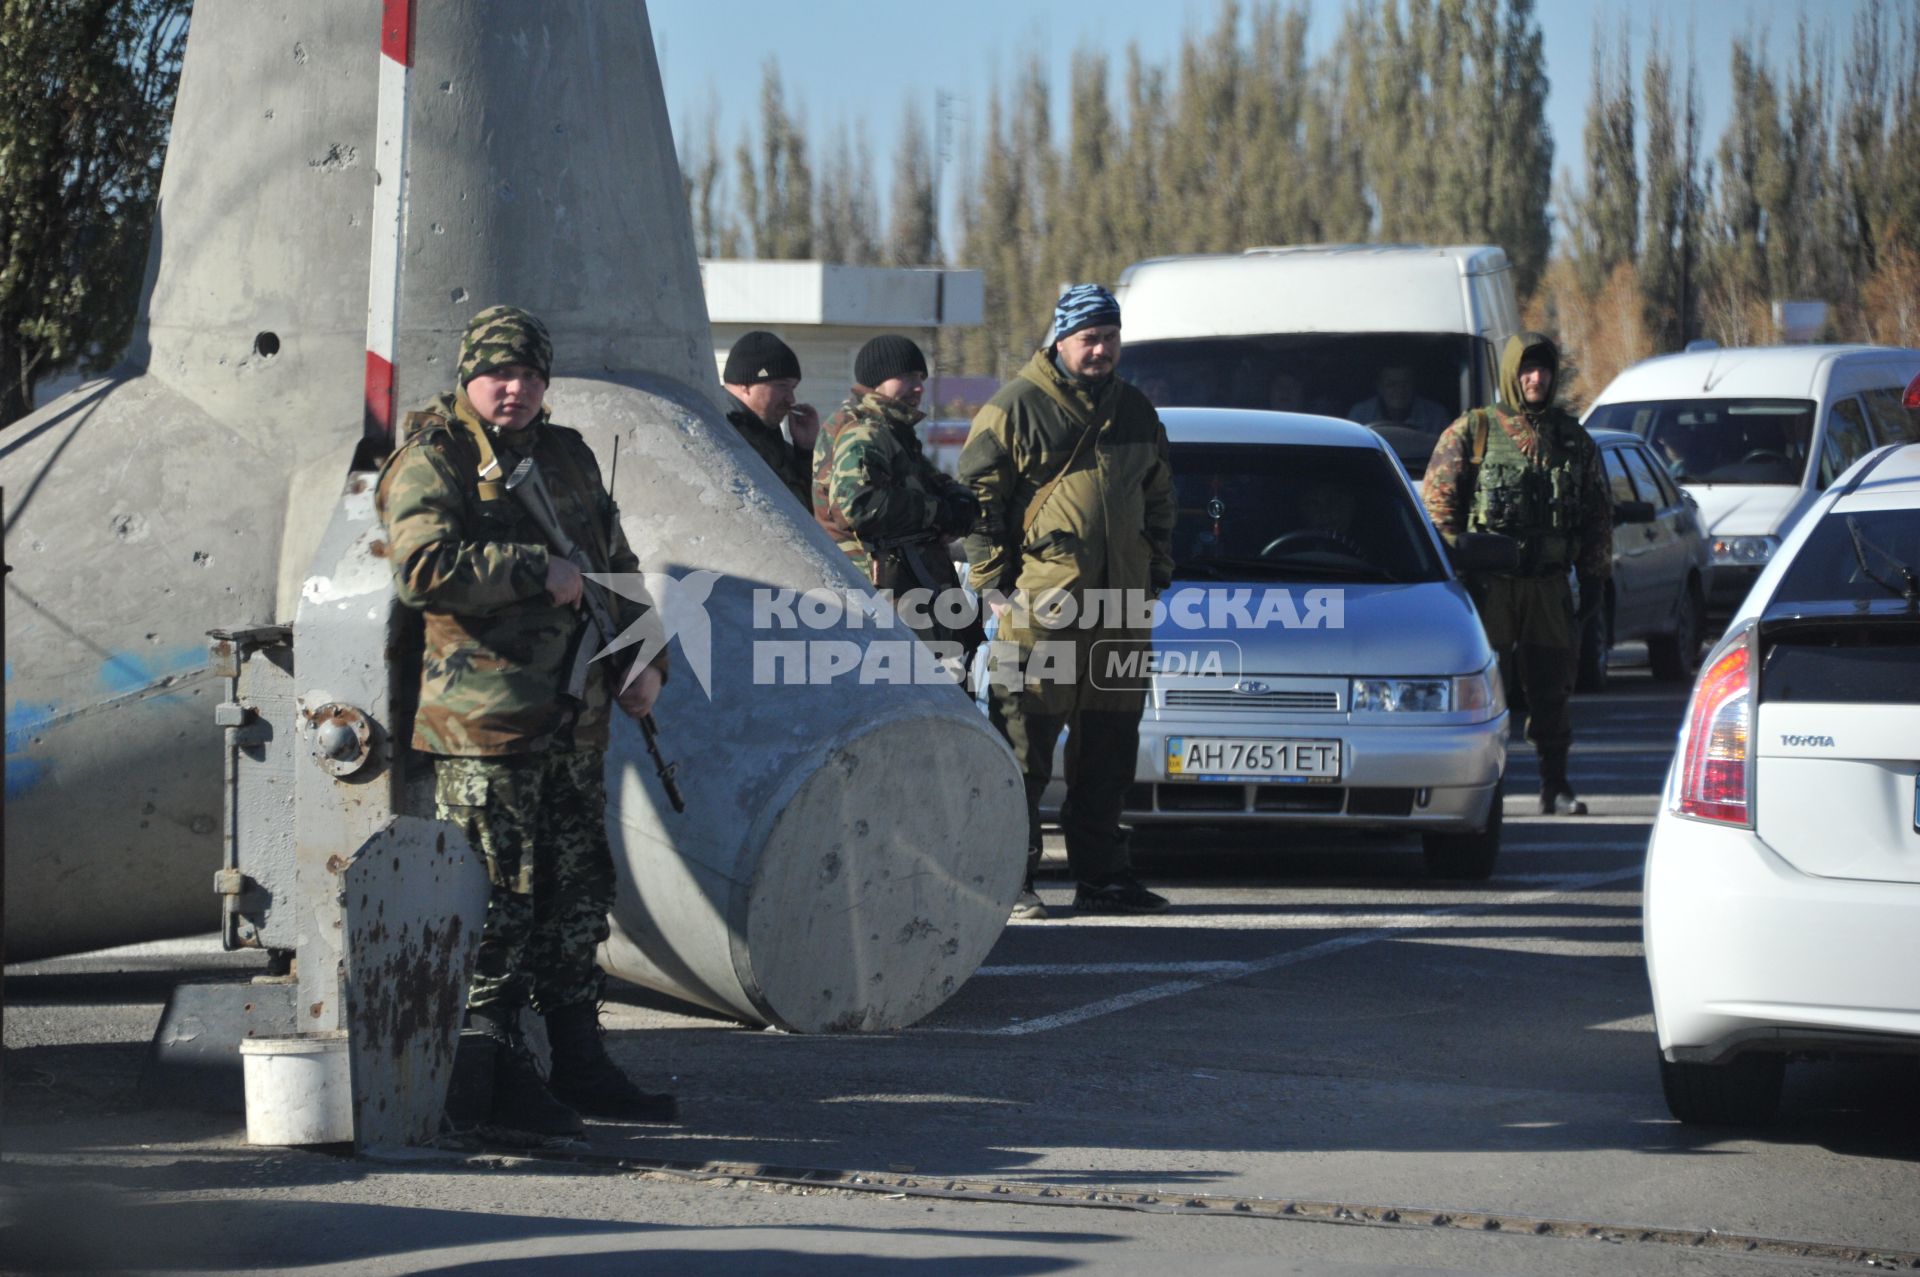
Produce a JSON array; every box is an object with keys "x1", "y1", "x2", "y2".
[
  {"x1": 724, "y1": 330, "x2": 801, "y2": 384},
  {"x1": 855, "y1": 334, "x2": 928, "y2": 390}
]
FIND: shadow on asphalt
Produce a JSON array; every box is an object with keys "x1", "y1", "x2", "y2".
[{"x1": 0, "y1": 1179, "x2": 1095, "y2": 1273}]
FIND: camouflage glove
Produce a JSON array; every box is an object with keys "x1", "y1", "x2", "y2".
[{"x1": 1575, "y1": 573, "x2": 1605, "y2": 624}]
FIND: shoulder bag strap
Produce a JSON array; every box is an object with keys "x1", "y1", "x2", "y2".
[{"x1": 1020, "y1": 406, "x2": 1110, "y2": 539}]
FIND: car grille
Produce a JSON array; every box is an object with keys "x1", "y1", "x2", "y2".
[
  {"x1": 1119, "y1": 785, "x2": 1420, "y2": 817},
  {"x1": 1161, "y1": 689, "x2": 1341, "y2": 712}
]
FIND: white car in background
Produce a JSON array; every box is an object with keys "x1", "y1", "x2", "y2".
[
  {"x1": 1584, "y1": 345, "x2": 1920, "y2": 627},
  {"x1": 1645, "y1": 440, "x2": 1920, "y2": 1124}
]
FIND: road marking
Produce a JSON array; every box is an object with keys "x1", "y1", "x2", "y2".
[
  {"x1": 951, "y1": 866, "x2": 1644, "y2": 1037},
  {"x1": 975, "y1": 961, "x2": 1249, "y2": 977}
]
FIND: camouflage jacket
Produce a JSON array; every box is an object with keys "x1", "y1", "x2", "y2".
[
  {"x1": 812, "y1": 389, "x2": 974, "y2": 581},
  {"x1": 1422, "y1": 331, "x2": 1611, "y2": 580},
  {"x1": 377, "y1": 390, "x2": 667, "y2": 756},
  {"x1": 959, "y1": 349, "x2": 1175, "y2": 603},
  {"x1": 727, "y1": 404, "x2": 813, "y2": 511}
]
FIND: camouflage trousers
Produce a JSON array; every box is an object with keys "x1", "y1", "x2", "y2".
[{"x1": 434, "y1": 749, "x2": 615, "y2": 1016}]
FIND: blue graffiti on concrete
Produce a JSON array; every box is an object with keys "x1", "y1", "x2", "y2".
[
  {"x1": 99, "y1": 644, "x2": 205, "y2": 696},
  {"x1": 6, "y1": 663, "x2": 58, "y2": 799},
  {"x1": 3, "y1": 646, "x2": 207, "y2": 799}
]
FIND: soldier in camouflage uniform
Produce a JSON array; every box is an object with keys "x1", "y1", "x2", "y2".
[
  {"x1": 813, "y1": 335, "x2": 981, "y2": 669},
  {"x1": 961, "y1": 284, "x2": 1176, "y2": 920},
  {"x1": 378, "y1": 306, "x2": 677, "y2": 1138},
  {"x1": 1422, "y1": 331, "x2": 1612, "y2": 816},
  {"x1": 722, "y1": 329, "x2": 818, "y2": 510}
]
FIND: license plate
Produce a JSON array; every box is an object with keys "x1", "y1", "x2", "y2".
[{"x1": 1165, "y1": 736, "x2": 1342, "y2": 783}]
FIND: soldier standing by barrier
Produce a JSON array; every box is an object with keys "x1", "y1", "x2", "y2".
[
  {"x1": 1422, "y1": 331, "x2": 1612, "y2": 816},
  {"x1": 813, "y1": 335, "x2": 981, "y2": 672},
  {"x1": 722, "y1": 329, "x2": 818, "y2": 511},
  {"x1": 961, "y1": 284, "x2": 1175, "y2": 920},
  {"x1": 378, "y1": 306, "x2": 678, "y2": 1139}
]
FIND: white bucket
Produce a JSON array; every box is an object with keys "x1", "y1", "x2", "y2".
[{"x1": 239, "y1": 1031, "x2": 353, "y2": 1145}]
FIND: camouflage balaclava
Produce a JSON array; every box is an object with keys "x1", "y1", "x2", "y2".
[{"x1": 458, "y1": 305, "x2": 553, "y2": 387}]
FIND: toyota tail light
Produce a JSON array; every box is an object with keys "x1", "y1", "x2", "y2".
[{"x1": 1674, "y1": 642, "x2": 1753, "y2": 826}]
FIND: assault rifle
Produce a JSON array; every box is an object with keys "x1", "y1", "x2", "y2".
[{"x1": 503, "y1": 453, "x2": 686, "y2": 813}]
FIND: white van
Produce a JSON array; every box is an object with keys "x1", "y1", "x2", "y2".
[
  {"x1": 1583, "y1": 345, "x2": 1920, "y2": 622},
  {"x1": 1113, "y1": 244, "x2": 1521, "y2": 471}
]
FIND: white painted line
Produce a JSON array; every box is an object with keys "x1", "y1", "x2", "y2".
[
  {"x1": 953, "y1": 866, "x2": 1644, "y2": 1037},
  {"x1": 975, "y1": 961, "x2": 1249, "y2": 977}
]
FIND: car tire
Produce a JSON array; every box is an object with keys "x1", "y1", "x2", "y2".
[
  {"x1": 1574, "y1": 597, "x2": 1610, "y2": 693},
  {"x1": 1658, "y1": 1051, "x2": 1785, "y2": 1126},
  {"x1": 1422, "y1": 780, "x2": 1502, "y2": 880},
  {"x1": 1647, "y1": 582, "x2": 1703, "y2": 683}
]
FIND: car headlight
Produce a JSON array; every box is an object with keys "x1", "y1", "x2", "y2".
[
  {"x1": 1352, "y1": 678, "x2": 1450, "y2": 712},
  {"x1": 1710, "y1": 535, "x2": 1778, "y2": 567},
  {"x1": 1351, "y1": 663, "x2": 1503, "y2": 717}
]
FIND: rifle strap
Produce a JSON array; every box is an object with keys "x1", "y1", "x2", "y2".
[
  {"x1": 449, "y1": 403, "x2": 508, "y2": 501},
  {"x1": 1021, "y1": 405, "x2": 1109, "y2": 540}
]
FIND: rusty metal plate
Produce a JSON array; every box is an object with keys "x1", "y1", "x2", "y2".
[{"x1": 340, "y1": 814, "x2": 488, "y2": 1151}]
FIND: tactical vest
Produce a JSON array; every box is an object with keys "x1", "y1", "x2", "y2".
[{"x1": 1465, "y1": 410, "x2": 1583, "y2": 575}]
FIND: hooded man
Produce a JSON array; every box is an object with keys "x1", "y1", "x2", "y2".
[
  {"x1": 813, "y1": 334, "x2": 982, "y2": 668},
  {"x1": 722, "y1": 329, "x2": 819, "y2": 511},
  {"x1": 1422, "y1": 332, "x2": 1613, "y2": 816},
  {"x1": 959, "y1": 283, "x2": 1176, "y2": 919},
  {"x1": 378, "y1": 305, "x2": 677, "y2": 1139}
]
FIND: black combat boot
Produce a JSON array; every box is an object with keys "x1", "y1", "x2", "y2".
[
  {"x1": 467, "y1": 1008, "x2": 584, "y2": 1140},
  {"x1": 442, "y1": 1029, "x2": 498, "y2": 1132},
  {"x1": 1537, "y1": 751, "x2": 1589, "y2": 816},
  {"x1": 545, "y1": 1002, "x2": 679, "y2": 1123}
]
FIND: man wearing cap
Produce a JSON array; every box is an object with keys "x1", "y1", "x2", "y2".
[
  {"x1": 813, "y1": 335, "x2": 981, "y2": 667},
  {"x1": 960, "y1": 284, "x2": 1175, "y2": 919},
  {"x1": 722, "y1": 329, "x2": 819, "y2": 510},
  {"x1": 1423, "y1": 331, "x2": 1612, "y2": 817},
  {"x1": 378, "y1": 305, "x2": 678, "y2": 1139}
]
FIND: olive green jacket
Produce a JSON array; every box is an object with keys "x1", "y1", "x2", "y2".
[{"x1": 958, "y1": 349, "x2": 1176, "y2": 610}]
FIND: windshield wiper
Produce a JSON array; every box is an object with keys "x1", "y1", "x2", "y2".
[{"x1": 1845, "y1": 516, "x2": 1920, "y2": 602}]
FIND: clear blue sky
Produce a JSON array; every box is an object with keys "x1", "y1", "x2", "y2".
[{"x1": 650, "y1": 0, "x2": 1879, "y2": 244}]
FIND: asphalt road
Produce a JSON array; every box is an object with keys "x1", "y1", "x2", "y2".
[{"x1": 6, "y1": 652, "x2": 1919, "y2": 1275}]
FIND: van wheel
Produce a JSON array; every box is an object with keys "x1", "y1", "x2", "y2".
[
  {"x1": 1574, "y1": 598, "x2": 1610, "y2": 693},
  {"x1": 1658, "y1": 1051, "x2": 1784, "y2": 1125},
  {"x1": 1647, "y1": 582, "x2": 1703, "y2": 683},
  {"x1": 1422, "y1": 781, "x2": 1502, "y2": 880}
]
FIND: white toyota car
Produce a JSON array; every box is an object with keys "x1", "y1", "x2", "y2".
[{"x1": 1645, "y1": 439, "x2": 1920, "y2": 1124}]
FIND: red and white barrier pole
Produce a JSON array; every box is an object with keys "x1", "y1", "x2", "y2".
[{"x1": 363, "y1": 0, "x2": 413, "y2": 439}]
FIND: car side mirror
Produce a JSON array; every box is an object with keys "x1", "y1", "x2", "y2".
[
  {"x1": 1448, "y1": 532, "x2": 1520, "y2": 575},
  {"x1": 1613, "y1": 500, "x2": 1656, "y2": 525}
]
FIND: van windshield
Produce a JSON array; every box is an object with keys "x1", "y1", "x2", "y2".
[
  {"x1": 1169, "y1": 442, "x2": 1447, "y2": 585},
  {"x1": 1584, "y1": 398, "x2": 1816, "y2": 486},
  {"x1": 1119, "y1": 334, "x2": 1478, "y2": 435}
]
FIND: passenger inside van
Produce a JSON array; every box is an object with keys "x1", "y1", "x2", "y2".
[
  {"x1": 1117, "y1": 334, "x2": 1469, "y2": 428},
  {"x1": 1592, "y1": 400, "x2": 1817, "y2": 486},
  {"x1": 1348, "y1": 364, "x2": 1450, "y2": 434}
]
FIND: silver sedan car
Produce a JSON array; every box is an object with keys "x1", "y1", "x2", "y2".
[{"x1": 1026, "y1": 408, "x2": 1511, "y2": 878}]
